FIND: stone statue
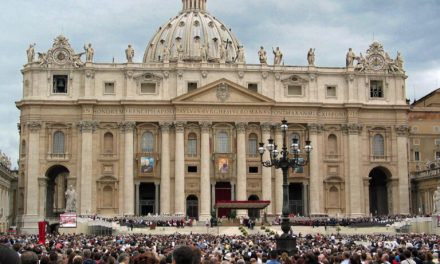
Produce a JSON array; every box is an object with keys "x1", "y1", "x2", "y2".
[
  {"x1": 346, "y1": 48, "x2": 356, "y2": 67},
  {"x1": 356, "y1": 52, "x2": 367, "y2": 72},
  {"x1": 258, "y1": 46, "x2": 267, "y2": 64},
  {"x1": 162, "y1": 45, "x2": 170, "y2": 62},
  {"x1": 219, "y1": 42, "x2": 226, "y2": 63},
  {"x1": 27, "y1": 43, "x2": 36, "y2": 63},
  {"x1": 37, "y1": 52, "x2": 48, "y2": 66},
  {"x1": 72, "y1": 53, "x2": 85, "y2": 68},
  {"x1": 65, "y1": 185, "x2": 77, "y2": 213},
  {"x1": 273, "y1": 47, "x2": 283, "y2": 65},
  {"x1": 395, "y1": 52, "x2": 404, "y2": 70},
  {"x1": 236, "y1": 45, "x2": 245, "y2": 63},
  {"x1": 84, "y1": 43, "x2": 94, "y2": 62},
  {"x1": 177, "y1": 43, "x2": 184, "y2": 62},
  {"x1": 307, "y1": 48, "x2": 315, "y2": 66},
  {"x1": 200, "y1": 45, "x2": 207, "y2": 62},
  {"x1": 434, "y1": 186, "x2": 440, "y2": 214},
  {"x1": 125, "y1": 44, "x2": 135, "y2": 63}
]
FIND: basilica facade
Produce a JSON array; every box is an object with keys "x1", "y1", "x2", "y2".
[{"x1": 17, "y1": 0, "x2": 410, "y2": 232}]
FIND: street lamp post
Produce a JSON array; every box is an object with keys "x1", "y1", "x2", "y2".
[{"x1": 258, "y1": 119, "x2": 312, "y2": 255}]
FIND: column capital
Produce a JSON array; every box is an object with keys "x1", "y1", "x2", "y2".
[
  {"x1": 261, "y1": 123, "x2": 272, "y2": 134},
  {"x1": 395, "y1": 125, "x2": 409, "y2": 136},
  {"x1": 78, "y1": 120, "x2": 98, "y2": 133},
  {"x1": 308, "y1": 123, "x2": 323, "y2": 134},
  {"x1": 119, "y1": 121, "x2": 136, "y2": 132},
  {"x1": 160, "y1": 122, "x2": 172, "y2": 132},
  {"x1": 27, "y1": 121, "x2": 42, "y2": 132},
  {"x1": 342, "y1": 123, "x2": 362, "y2": 135},
  {"x1": 235, "y1": 122, "x2": 247, "y2": 133},
  {"x1": 200, "y1": 122, "x2": 212, "y2": 133},
  {"x1": 174, "y1": 121, "x2": 185, "y2": 133}
]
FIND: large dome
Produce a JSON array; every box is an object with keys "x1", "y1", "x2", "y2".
[{"x1": 143, "y1": 0, "x2": 243, "y2": 63}]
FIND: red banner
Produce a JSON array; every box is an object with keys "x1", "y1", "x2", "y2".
[{"x1": 38, "y1": 221, "x2": 46, "y2": 245}]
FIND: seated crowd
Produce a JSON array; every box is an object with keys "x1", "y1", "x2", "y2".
[{"x1": 1, "y1": 232, "x2": 440, "y2": 264}]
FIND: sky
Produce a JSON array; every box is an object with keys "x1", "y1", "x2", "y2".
[{"x1": 0, "y1": 0, "x2": 439, "y2": 167}]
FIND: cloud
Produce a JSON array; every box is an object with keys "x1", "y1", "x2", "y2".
[{"x1": 0, "y1": 0, "x2": 439, "y2": 163}]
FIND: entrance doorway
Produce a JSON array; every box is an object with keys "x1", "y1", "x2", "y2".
[
  {"x1": 186, "y1": 195, "x2": 199, "y2": 219},
  {"x1": 45, "y1": 165, "x2": 69, "y2": 218},
  {"x1": 139, "y1": 183, "x2": 155, "y2": 215},
  {"x1": 248, "y1": 195, "x2": 260, "y2": 219},
  {"x1": 289, "y1": 183, "x2": 304, "y2": 216},
  {"x1": 369, "y1": 167, "x2": 390, "y2": 216},
  {"x1": 215, "y1": 182, "x2": 231, "y2": 218}
]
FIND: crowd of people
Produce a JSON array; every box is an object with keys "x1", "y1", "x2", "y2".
[{"x1": 1, "y1": 231, "x2": 440, "y2": 264}]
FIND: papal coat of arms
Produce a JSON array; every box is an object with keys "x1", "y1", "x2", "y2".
[{"x1": 216, "y1": 83, "x2": 230, "y2": 102}]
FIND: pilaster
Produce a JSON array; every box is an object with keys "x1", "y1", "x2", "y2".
[
  {"x1": 78, "y1": 120, "x2": 98, "y2": 215},
  {"x1": 174, "y1": 122, "x2": 185, "y2": 215},
  {"x1": 342, "y1": 123, "x2": 363, "y2": 217},
  {"x1": 200, "y1": 122, "x2": 211, "y2": 221},
  {"x1": 274, "y1": 124, "x2": 283, "y2": 215},
  {"x1": 261, "y1": 123, "x2": 273, "y2": 213},
  {"x1": 120, "y1": 121, "x2": 136, "y2": 216},
  {"x1": 395, "y1": 125, "x2": 410, "y2": 214},
  {"x1": 308, "y1": 123, "x2": 323, "y2": 216},
  {"x1": 236, "y1": 122, "x2": 247, "y2": 217},
  {"x1": 160, "y1": 122, "x2": 172, "y2": 214}
]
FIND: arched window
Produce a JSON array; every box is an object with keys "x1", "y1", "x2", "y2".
[
  {"x1": 187, "y1": 133, "x2": 197, "y2": 155},
  {"x1": 373, "y1": 134, "x2": 385, "y2": 157},
  {"x1": 142, "y1": 132, "x2": 154, "y2": 152},
  {"x1": 327, "y1": 134, "x2": 338, "y2": 155},
  {"x1": 248, "y1": 133, "x2": 258, "y2": 155},
  {"x1": 53, "y1": 131, "x2": 65, "y2": 154},
  {"x1": 217, "y1": 132, "x2": 229, "y2": 153},
  {"x1": 104, "y1": 132, "x2": 114, "y2": 153}
]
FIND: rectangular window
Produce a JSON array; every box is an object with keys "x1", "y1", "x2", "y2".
[
  {"x1": 436, "y1": 139, "x2": 440, "y2": 146},
  {"x1": 187, "y1": 138, "x2": 197, "y2": 155},
  {"x1": 435, "y1": 126, "x2": 440, "y2": 133},
  {"x1": 287, "y1": 85, "x2": 302, "y2": 96},
  {"x1": 249, "y1": 166, "x2": 259, "y2": 173},
  {"x1": 187, "y1": 82, "x2": 198, "y2": 92},
  {"x1": 326, "y1": 86, "x2": 337, "y2": 97},
  {"x1": 188, "y1": 166, "x2": 198, "y2": 173},
  {"x1": 248, "y1": 83, "x2": 258, "y2": 93},
  {"x1": 141, "y1": 83, "x2": 156, "y2": 94},
  {"x1": 436, "y1": 152, "x2": 440, "y2": 160},
  {"x1": 414, "y1": 151, "x2": 420, "y2": 161},
  {"x1": 104, "y1": 82, "x2": 115, "y2": 94},
  {"x1": 370, "y1": 80, "x2": 384, "y2": 98},
  {"x1": 53, "y1": 75, "x2": 68, "y2": 93}
]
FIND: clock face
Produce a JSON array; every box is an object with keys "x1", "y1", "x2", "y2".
[
  {"x1": 368, "y1": 55, "x2": 385, "y2": 71},
  {"x1": 53, "y1": 48, "x2": 70, "y2": 64}
]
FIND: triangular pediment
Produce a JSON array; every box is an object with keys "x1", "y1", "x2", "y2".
[{"x1": 172, "y1": 78, "x2": 275, "y2": 105}]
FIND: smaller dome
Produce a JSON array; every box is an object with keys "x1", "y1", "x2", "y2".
[{"x1": 143, "y1": 0, "x2": 244, "y2": 64}]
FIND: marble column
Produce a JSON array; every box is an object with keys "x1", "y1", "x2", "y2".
[
  {"x1": 135, "y1": 183, "x2": 140, "y2": 216},
  {"x1": 231, "y1": 183, "x2": 236, "y2": 201},
  {"x1": 200, "y1": 122, "x2": 211, "y2": 221},
  {"x1": 261, "y1": 123, "x2": 273, "y2": 213},
  {"x1": 78, "y1": 121, "x2": 97, "y2": 215},
  {"x1": 396, "y1": 126, "x2": 410, "y2": 214},
  {"x1": 120, "y1": 122, "x2": 136, "y2": 216},
  {"x1": 344, "y1": 124, "x2": 363, "y2": 217},
  {"x1": 236, "y1": 122, "x2": 247, "y2": 217},
  {"x1": 308, "y1": 124, "x2": 322, "y2": 216},
  {"x1": 211, "y1": 183, "x2": 216, "y2": 208},
  {"x1": 303, "y1": 183, "x2": 309, "y2": 216},
  {"x1": 155, "y1": 183, "x2": 160, "y2": 214},
  {"x1": 275, "y1": 125, "x2": 283, "y2": 215},
  {"x1": 38, "y1": 179, "x2": 47, "y2": 218},
  {"x1": 25, "y1": 122, "x2": 41, "y2": 217},
  {"x1": 160, "y1": 123, "x2": 171, "y2": 214},
  {"x1": 174, "y1": 122, "x2": 185, "y2": 215}
]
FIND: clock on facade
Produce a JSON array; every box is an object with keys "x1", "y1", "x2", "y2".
[{"x1": 368, "y1": 54, "x2": 385, "y2": 71}]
